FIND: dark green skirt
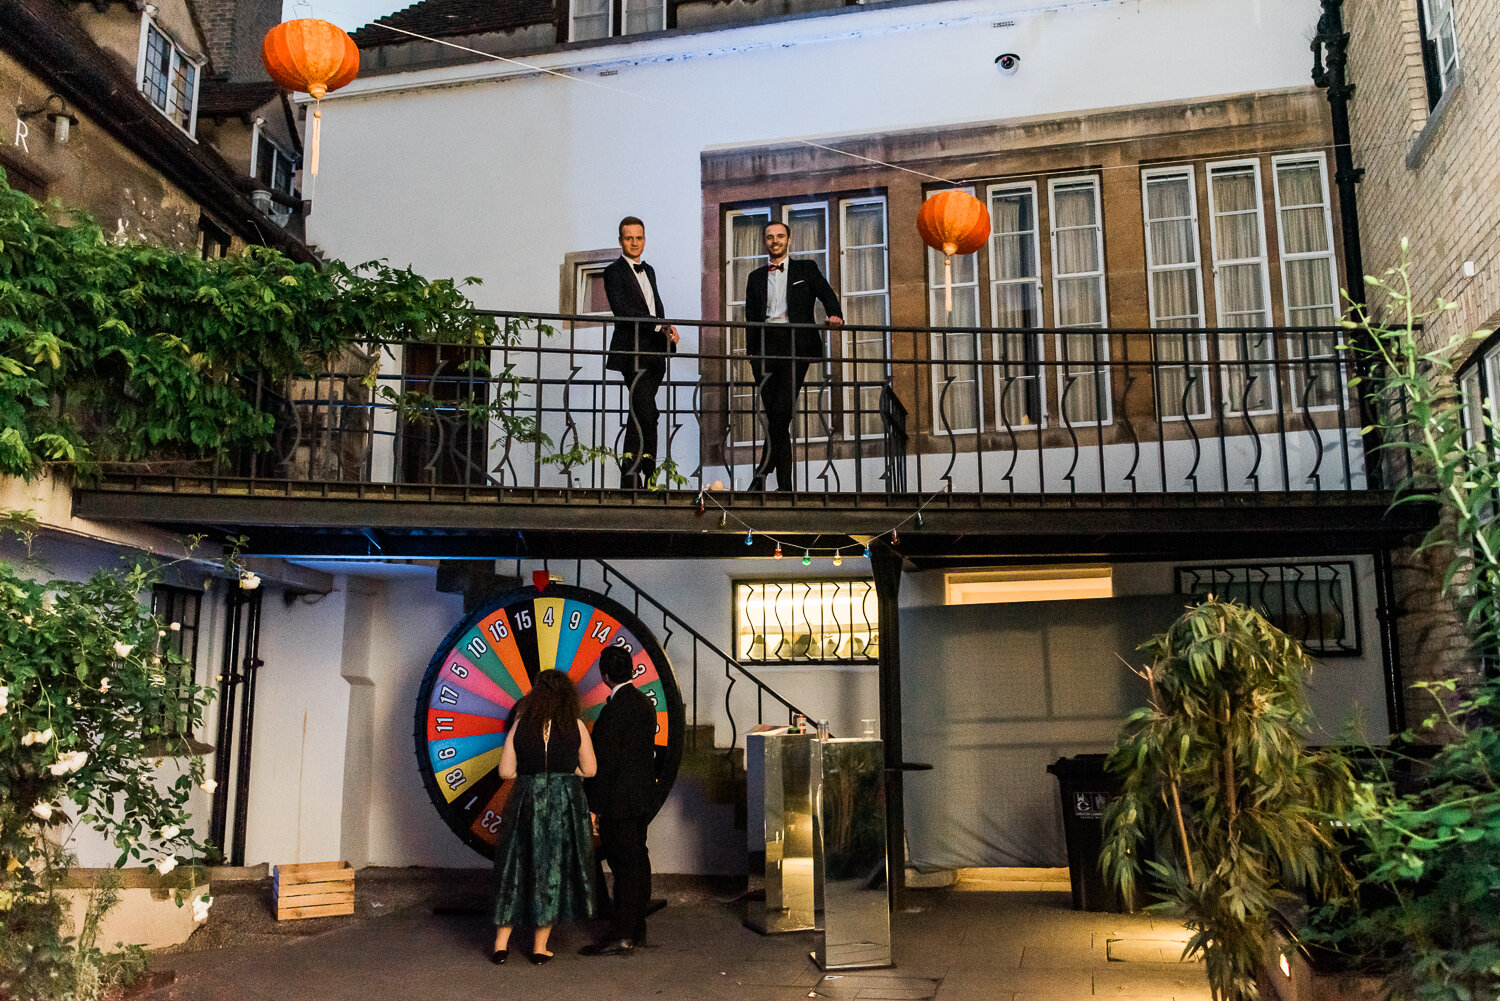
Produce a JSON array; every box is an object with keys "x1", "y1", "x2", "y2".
[{"x1": 492, "y1": 773, "x2": 596, "y2": 928}]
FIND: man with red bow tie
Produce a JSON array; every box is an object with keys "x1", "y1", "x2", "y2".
[{"x1": 741, "y1": 221, "x2": 843, "y2": 492}]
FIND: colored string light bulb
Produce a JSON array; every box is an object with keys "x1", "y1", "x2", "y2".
[
  {"x1": 802, "y1": 550, "x2": 812, "y2": 566},
  {"x1": 915, "y1": 511, "x2": 924, "y2": 528},
  {"x1": 833, "y1": 551, "x2": 843, "y2": 566},
  {"x1": 719, "y1": 511, "x2": 727, "y2": 528},
  {"x1": 863, "y1": 545, "x2": 871, "y2": 558},
  {"x1": 744, "y1": 530, "x2": 753, "y2": 546},
  {"x1": 892, "y1": 530, "x2": 900, "y2": 545},
  {"x1": 773, "y1": 542, "x2": 783, "y2": 559}
]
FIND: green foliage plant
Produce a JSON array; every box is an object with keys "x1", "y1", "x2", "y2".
[
  {"x1": 1100, "y1": 598, "x2": 1354, "y2": 1001},
  {"x1": 1301, "y1": 245, "x2": 1500, "y2": 1001},
  {"x1": 0, "y1": 170, "x2": 504, "y2": 480},
  {"x1": 0, "y1": 517, "x2": 216, "y2": 999}
]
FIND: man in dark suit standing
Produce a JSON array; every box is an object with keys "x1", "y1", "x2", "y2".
[
  {"x1": 603, "y1": 216, "x2": 678, "y2": 489},
  {"x1": 579, "y1": 645, "x2": 657, "y2": 956},
  {"x1": 743, "y1": 220, "x2": 843, "y2": 492}
]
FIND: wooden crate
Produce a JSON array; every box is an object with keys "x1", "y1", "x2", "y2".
[{"x1": 272, "y1": 861, "x2": 354, "y2": 921}]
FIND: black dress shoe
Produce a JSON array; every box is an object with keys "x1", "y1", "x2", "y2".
[
  {"x1": 490, "y1": 948, "x2": 508, "y2": 965},
  {"x1": 529, "y1": 951, "x2": 553, "y2": 965},
  {"x1": 578, "y1": 938, "x2": 634, "y2": 957}
]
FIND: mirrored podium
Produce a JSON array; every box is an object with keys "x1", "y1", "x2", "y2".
[{"x1": 746, "y1": 730, "x2": 892, "y2": 970}]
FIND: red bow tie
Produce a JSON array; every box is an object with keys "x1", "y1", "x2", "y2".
[{"x1": 768, "y1": 263, "x2": 784, "y2": 272}]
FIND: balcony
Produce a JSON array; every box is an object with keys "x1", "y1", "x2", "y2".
[{"x1": 73, "y1": 313, "x2": 1421, "y2": 559}]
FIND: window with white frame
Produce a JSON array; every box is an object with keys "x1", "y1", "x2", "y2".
[
  {"x1": 927, "y1": 188, "x2": 982, "y2": 434},
  {"x1": 1142, "y1": 166, "x2": 1209, "y2": 420},
  {"x1": 725, "y1": 207, "x2": 771, "y2": 445},
  {"x1": 1419, "y1": 0, "x2": 1460, "y2": 107},
  {"x1": 1207, "y1": 160, "x2": 1277, "y2": 415},
  {"x1": 137, "y1": 17, "x2": 199, "y2": 135},
  {"x1": 570, "y1": 0, "x2": 664, "y2": 40},
  {"x1": 1459, "y1": 335, "x2": 1500, "y2": 450},
  {"x1": 988, "y1": 183, "x2": 1045, "y2": 430},
  {"x1": 1273, "y1": 155, "x2": 1343, "y2": 410},
  {"x1": 1049, "y1": 177, "x2": 1110, "y2": 425},
  {"x1": 252, "y1": 130, "x2": 297, "y2": 225},
  {"x1": 786, "y1": 203, "x2": 833, "y2": 442},
  {"x1": 840, "y1": 197, "x2": 890, "y2": 438}
]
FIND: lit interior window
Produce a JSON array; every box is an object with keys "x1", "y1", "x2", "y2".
[
  {"x1": 944, "y1": 566, "x2": 1113, "y2": 605},
  {"x1": 735, "y1": 580, "x2": 877, "y2": 664}
]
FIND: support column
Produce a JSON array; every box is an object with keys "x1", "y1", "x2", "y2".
[{"x1": 870, "y1": 541, "x2": 905, "y2": 912}]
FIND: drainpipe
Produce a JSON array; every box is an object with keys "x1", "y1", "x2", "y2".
[{"x1": 1312, "y1": 0, "x2": 1365, "y2": 296}]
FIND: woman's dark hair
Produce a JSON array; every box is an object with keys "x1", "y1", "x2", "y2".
[{"x1": 519, "y1": 669, "x2": 581, "y2": 732}]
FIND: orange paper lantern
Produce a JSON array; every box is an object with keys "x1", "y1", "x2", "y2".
[
  {"x1": 262, "y1": 19, "x2": 358, "y2": 100},
  {"x1": 261, "y1": 19, "x2": 359, "y2": 184},
  {"x1": 917, "y1": 190, "x2": 990, "y2": 257}
]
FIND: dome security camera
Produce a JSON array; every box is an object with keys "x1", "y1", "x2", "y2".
[{"x1": 995, "y1": 52, "x2": 1020, "y2": 75}]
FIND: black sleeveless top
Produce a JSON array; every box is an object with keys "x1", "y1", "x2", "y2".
[{"x1": 511, "y1": 711, "x2": 581, "y2": 775}]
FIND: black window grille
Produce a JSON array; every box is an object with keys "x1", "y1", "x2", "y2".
[
  {"x1": 1175, "y1": 562, "x2": 1360, "y2": 656},
  {"x1": 150, "y1": 584, "x2": 204, "y2": 735},
  {"x1": 734, "y1": 579, "x2": 879, "y2": 665}
]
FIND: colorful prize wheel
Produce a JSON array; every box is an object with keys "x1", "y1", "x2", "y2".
[{"x1": 414, "y1": 583, "x2": 685, "y2": 859}]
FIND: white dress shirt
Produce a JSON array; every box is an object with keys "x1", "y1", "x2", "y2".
[
  {"x1": 624, "y1": 256, "x2": 657, "y2": 316},
  {"x1": 765, "y1": 256, "x2": 790, "y2": 323}
]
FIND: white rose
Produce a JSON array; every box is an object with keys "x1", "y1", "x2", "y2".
[
  {"x1": 22, "y1": 729, "x2": 53, "y2": 747},
  {"x1": 201, "y1": 779, "x2": 218, "y2": 794},
  {"x1": 153, "y1": 856, "x2": 178, "y2": 876},
  {"x1": 239, "y1": 572, "x2": 261, "y2": 591},
  {"x1": 169, "y1": 622, "x2": 181, "y2": 632},
  {"x1": 99, "y1": 678, "x2": 110, "y2": 694},
  {"x1": 0, "y1": 685, "x2": 8, "y2": 714},
  {"x1": 158, "y1": 629, "x2": 166, "y2": 638},
  {"x1": 39, "y1": 728, "x2": 52, "y2": 745},
  {"x1": 160, "y1": 825, "x2": 180, "y2": 840},
  {"x1": 112, "y1": 641, "x2": 134, "y2": 658},
  {"x1": 31, "y1": 802, "x2": 53, "y2": 821},
  {"x1": 48, "y1": 751, "x2": 87, "y2": 776},
  {"x1": 191, "y1": 894, "x2": 213, "y2": 923}
]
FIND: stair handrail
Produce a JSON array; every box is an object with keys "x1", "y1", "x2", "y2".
[{"x1": 594, "y1": 560, "x2": 816, "y2": 752}]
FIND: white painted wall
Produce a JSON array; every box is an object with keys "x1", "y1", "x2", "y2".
[{"x1": 309, "y1": 0, "x2": 1322, "y2": 324}]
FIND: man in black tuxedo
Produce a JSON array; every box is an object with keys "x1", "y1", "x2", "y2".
[
  {"x1": 603, "y1": 216, "x2": 678, "y2": 489},
  {"x1": 742, "y1": 220, "x2": 843, "y2": 492},
  {"x1": 579, "y1": 645, "x2": 657, "y2": 956}
]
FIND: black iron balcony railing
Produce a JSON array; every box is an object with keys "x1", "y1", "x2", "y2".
[{"x1": 190, "y1": 312, "x2": 1401, "y2": 504}]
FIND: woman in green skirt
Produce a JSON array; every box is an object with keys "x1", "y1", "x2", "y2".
[{"x1": 492, "y1": 669, "x2": 597, "y2": 964}]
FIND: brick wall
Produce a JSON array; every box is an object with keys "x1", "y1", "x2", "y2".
[
  {"x1": 1345, "y1": 0, "x2": 1497, "y2": 722},
  {"x1": 1346, "y1": 0, "x2": 1500, "y2": 344}
]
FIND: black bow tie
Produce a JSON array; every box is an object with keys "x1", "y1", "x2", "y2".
[{"x1": 632, "y1": 262, "x2": 646, "y2": 273}]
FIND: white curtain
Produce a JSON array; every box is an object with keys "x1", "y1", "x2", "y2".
[
  {"x1": 571, "y1": 0, "x2": 609, "y2": 40},
  {"x1": 1277, "y1": 162, "x2": 1340, "y2": 408},
  {"x1": 1052, "y1": 184, "x2": 1107, "y2": 422},
  {"x1": 1210, "y1": 168, "x2": 1275, "y2": 414},
  {"x1": 729, "y1": 214, "x2": 768, "y2": 443},
  {"x1": 990, "y1": 190, "x2": 1043, "y2": 427},
  {"x1": 1145, "y1": 175, "x2": 1205, "y2": 418},
  {"x1": 929, "y1": 218, "x2": 980, "y2": 433},
  {"x1": 622, "y1": 0, "x2": 663, "y2": 33},
  {"x1": 842, "y1": 203, "x2": 888, "y2": 437}
]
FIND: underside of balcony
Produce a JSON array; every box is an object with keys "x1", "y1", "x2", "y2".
[{"x1": 72, "y1": 477, "x2": 1422, "y2": 563}]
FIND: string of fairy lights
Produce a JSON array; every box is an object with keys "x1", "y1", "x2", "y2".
[{"x1": 692, "y1": 483, "x2": 949, "y2": 566}]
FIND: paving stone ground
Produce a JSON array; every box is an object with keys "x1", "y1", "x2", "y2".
[{"x1": 134, "y1": 869, "x2": 1209, "y2": 1001}]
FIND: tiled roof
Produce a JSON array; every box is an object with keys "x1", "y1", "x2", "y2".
[
  {"x1": 350, "y1": 0, "x2": 554, "y2": 48},
  {"x1": 198, "y1": 80, "x2": 281, "y2": 117}
]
